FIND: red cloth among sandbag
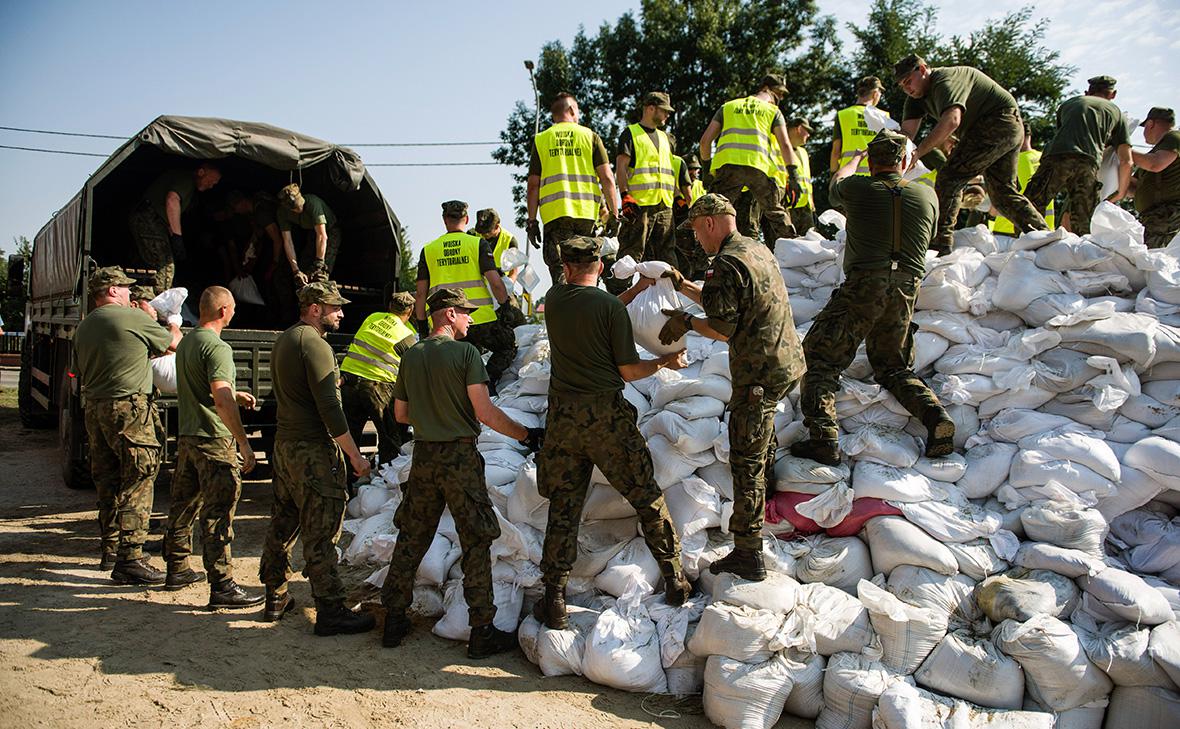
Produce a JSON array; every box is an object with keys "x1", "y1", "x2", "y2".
[
  {"x1": 825, "y1": 498, "x2": 903, "y2": 536},
  {"x1": 766, "y1": 491, "x2": 902, "y2": 537}
]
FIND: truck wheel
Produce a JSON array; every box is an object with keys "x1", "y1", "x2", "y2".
[
  {"x1": 18, "y1": 339, "x2": 54, "y2": 429},
  {"x1": 59, "y1": 383, "x2": 93, "y2": 490}
]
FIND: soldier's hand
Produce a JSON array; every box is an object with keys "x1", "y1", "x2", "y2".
[
  {"x1": 293, "y1": 271, "x2": 310, "y2": 288},
  {"x1": 701, "y1": 163, "x2": 714, "y2": 189},
  {"x1": 620, "y1": 193, "x2": 641, "y2": 222},
  {"x1": 785, "y1": 165, "x2": 802, "y2": 208},
  {"x1": 602, "y1": 215, "x2": 621, "y2": 238},
  {"x1": 236, "y1": 391, "x2": 258, "y2": 410},
  {"x1": 415, "y1": 318, "x2": 430, "y2": 339},
  {"x1": 239, "y1": 444, "x2": 257, "y2": 475},
  {"x1": 658, "y1": 308, "x2": 693, "y2": 345},
  {"x1": 661, "y1": 267, "x2": 685, "y2": 291},
  {"x1": 168, "y1": 233, "x2": 187, "y2": 264},
  {"x1": 661, "y1": 349, "x2": 689, "y2": 370},
  {"x1": 518, "y1": 426, "x2": 545, "y2": 453},
  {"x1": 526, "y1": 219, "x2": 541, "y2": 249},
  {"x1": 497, "y1": 299, "x2": 527, "y2": 329},
  {"x1": 349, "y1": 452, "x2": 372, "y2": 479}
]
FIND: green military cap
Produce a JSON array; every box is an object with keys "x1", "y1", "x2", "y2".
[
  {"x1": 474, "y1": 208, "x2": 500, "y2": 234},
  {"x1": 788, "y1": 117, "x2": 813, "y2": 132},
  {"x1": 278, "y1": 183, "x2": 304, "y2": 211},
  {"x1": 857, "y1": 75, "x2": 885, "y2": 93},
  {"x1": 642, "y1": 91, "x2": 675, "y2": 112},
  {"x1": 129, "y1": 285, "x2": 156, "y2": 302},
  {"x1": 1087, "y1": 75, "x2": 1117, "y2": 91},
  {"x1": 687, "y1": 156, "x2": 702, "y2": 170},
  {"x1": 1142, "y1": 107, "x2": 1176, "y2": 126},
  {"x1": 867, "y1": 129, "x2": 909, "y2": 165},
  {"x1": 389, "y1": 290, "x2": 416, "y2": 313},
  {"x1": 678, "y1": 193, "x2": 737, "y2": 229},
  {"x1": 559, "y1": 235, "x2": 603, "y2": 263},
  {"x1": 427, "y1": 286, "x2": 478, "y2": 313},
  {"x1": 441, "y1": 200, "x2": 468, "y2": 218},
  {"x1": 759, "y1": 73, "x2": 789, "y2": 96},
  {"x1": 893, "y1": 53, "x2": 925, "y2": 81},
  {"x1": 297, "y1": 280, "x2": 350, "y2": 306},
  {"x1": 88, "y1": 265, "x2": 136, "y2": 293}
]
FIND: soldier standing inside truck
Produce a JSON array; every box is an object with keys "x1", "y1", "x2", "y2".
[
  {"x1": 276, "y1": 184, "x2": 342, "y2": 288},
  {"x1": 129, "y1": 163, "x2": 222, "y2": 294}
]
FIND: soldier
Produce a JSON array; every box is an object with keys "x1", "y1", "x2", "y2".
[
  {"x1": 276, "y1": 184, "x2": 342, "y2": 287},
  {"x1": 340, "y1": 291, "x2": 418, "y2": 469},
  {"x1": 533, "y1": 236, "x2": 691, "y2": 628},
  {"x1": 471, "y1": 208, "x2": 521, "y2": 281},
  {"x1": 129, "y1": 285, "x2": 159, "y2": 317},
  {"x1": 74, "y1": 266, "x2": 181, "y2": 582},
  {"x1": 258, "y1": 281, "x2": 375, "y2": 634},
  {"x1": 991, "y1": 125, "x2": 1057, "y2": 235},
  {"x1": 831, "y1": 76, "x2": 888, "y2": 175},
  {"x1": 526, "y1": 92, "x2": 621, "y2": 284},
  {"x1": 791, "y1": 130, "x2": 954, "y2": 467},
  {"x1": 414, "y1": 201, "x2": 525, "y2": 394},
  {"x1": 895, "y1": 54, "x2": 1047, "y2": 253},
  {"x1": 228, "y1": 190, "x2": 288, "y2": 312},
  {"x1": 380, "y1": 287, "x2": 542, "y2": 656},
  {"x1": 1024, "y1": 76, "x2": 1131, "y2": 235},
  {"x1": 673, "y1": 156, "x2": 711, "y2": 280},
  {"x1": 161, "y1": 286, "x2": 264, "y2": 608},
  {"x1": 699, "y1": 73, "x2": 802, "y2": 242},
  {"x1": 1132, "y1": 107, "x2": 1180, "y2": 248},
  {"x1": 657, "y1": 195, "x2": 803, "y2": 582},
  {"x1": 129, "y1": 163, "x2": 222, "y2": 294},
  {"x1": 785, "y1": 117, "x2": 816, "y2": 236}
]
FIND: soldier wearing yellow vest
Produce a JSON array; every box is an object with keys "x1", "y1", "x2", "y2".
[
  {"x1": 831, "y1": 76, "x2": 887, "y2": 176},
  {"x1": 687, "y1": 157, "x2": 706, "y2": 203},
  {"x1": 699, "y1": 73, "x2": 802, "y2": 243},
  {"x1": 415, "y1": 201, "x2": 525, "y2": 393},
  {"x1": 673, "y1": 155, "x2": 711, "y2": 280},
  {"x1": 991, "y1": 128, "x2": 1056, "y2": 235},
  {"x1": 526, "y1": 92, "x2": 620, "y2": 285},
  {"x1": 340, "y1": 291, "x2": 417, "y2": 469},
  {"x1": 611, "y1": 92, "x2": 686, "y2": 295},
  {"x1": 787, "y1": 117, "x2": 816, "y2": 235},
  {"x1": 471, "y1": 208, "x2": 520, "y2": 282}
]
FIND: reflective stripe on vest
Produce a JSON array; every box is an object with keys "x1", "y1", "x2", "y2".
[
  {"x1": 712, "y1": 97, "x2": 781, "y2": 178},
  {"x1": 535, "y1": 122, "x2": 602, "y2": 224},
  {"x1": 838, "y1": 105, "x2": 885, "y2": 176},
  {"x1": 914, "y1": 169, "x2": 937, "y2": 189},
  {"x1": 991, "y1": 149, "x2": 1056, "y2": 234},
  {"x1": 492, "y1": 229, "x2": 513, "y2": 269},
  {"x1": 423, "y1": 232, "x2": 496, "y2": 325},
  {"x1": 792, "y1": 146, "x2": 814, "y2": 210},
  {"x1": 340, "y1": 312, "x2": 415, "y2": 383},
  {"x1": 627, "y1": 124, "x2": 675, "y2": 207},
  {"x1": 768, "y1": 133, "x2": 789, "y2": 187}
]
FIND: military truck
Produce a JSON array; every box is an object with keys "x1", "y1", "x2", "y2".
[{"x1": 17, "y1": 116, "x2": 404, "y2": 488}]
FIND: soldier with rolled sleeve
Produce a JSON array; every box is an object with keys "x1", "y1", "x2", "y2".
[{"x1": 129, "y1": 164, "x2": 222, "y2": 294}]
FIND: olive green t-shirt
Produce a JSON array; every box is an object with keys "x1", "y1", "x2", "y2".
[
  {"x1": 75, "y1": 304, "x2": 174, "y2": 400},
  {"x1": 831, "y1": 173, "x2": 937, "y2": 278},
  {"x1": 175, "y1": 327, "x2": 236, "y2": 438},
  {"x1": 144, "y1": 169, "x2": 197, "y2": 221},
  {"x1": 271, "y1": 322, "x2": 348, "y2": 442},
  {"x1": 392, "y1": 335, "x2": 487, "y2": 441},
  {"x1": 902, "y1": 66, "x2": 1017, "y2": 137},
  {"x1": 544, "y1": 283, "x2": 640, "y2": 395},
  {"x1": 1135, "y1": 130, "x2": 1180, "y2": 213},
  {"x1": 1045, "y1": 95, "x2": 1130, "y2": 164},
  {"x1": 276, "y1": 193, "x2": 337, "y2": 232}
]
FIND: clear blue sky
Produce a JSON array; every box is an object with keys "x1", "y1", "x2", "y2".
[{"x1": 1, "y1": 0, "x2": 1176, "y2": 297}]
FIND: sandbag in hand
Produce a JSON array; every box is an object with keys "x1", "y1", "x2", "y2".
[
  {"x1": 658, "y1": 308, "x2": 692, "y2": 345},
  {"x1": 519, "y1": 427, "x2": 545, "y2": 453}
]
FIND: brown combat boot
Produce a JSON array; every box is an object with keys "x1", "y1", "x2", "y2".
[
  {"x1": 467, "y1": 624, "x2": 517, "y2": 659},
  {"x1": 708, "y1": 548, "x2": 767, "y2": 582},
  {"x1": 923, "y1": 408, "x2": 956, "y2": 458},
  {"x1": 789, "y1": 438, "x2": 840, "y2": 466},
  {"x1": 382, "y1": 612, "x2": 412, "y2": 648},
  {"x1": 663, "y1": 571, "x2": 692, "y2": 606},
  {"x1": 165, "y1": 565, "x2": 207, "y2": 590},
  {"x1": 111, "y1": 557, "x2": 166, "y2": 585},
  {"x1": 532, "y1": 583, "x2": 568, "y2": 630},
  {"x1": 262, "y1": 589, "x2": 295, "y2": 622}
]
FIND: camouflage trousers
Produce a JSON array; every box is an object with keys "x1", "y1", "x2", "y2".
[
  {"x1": 537, "y1": 391, "x2": 680, "y2": 586},
  {"x1": 128, "y1": 206, "x2": 175, "y2": 294},
  {"x1": 259, "y1": 439, "x2": 348, "y2": 602},
  {"x1": 542, "y1": 216, "x2": 597, "y2": 285},
  {"x1": 1140, "y1": 199, "x2": 1180, "y2": 249},
  {"x1": 85, "y1": 393, "x2": 162, "y2": 560},
  {"x1": 729, "y1": 381, "x2": 794, "y2": 550},
  {"x1": 709, "y1": 164, "x2": 796, "y2": 243},
  {"x1": 463, "y1": 320, "x2": 517, "y2": 389},
  {"x1": 270, "y1": 225, "x2": 344, "y2": 319},
  {"x1": 935, "y1": 109, "x2": 1046, "y2": 250},
  {"x1": 606, "y1": 205, "x2": 676, "y2": 295},
  {"x1": 163, "y1": 436, "x2": 242, "y2": 584},
  {"x1": 788, "y1": 207, "x2": 815, "y2": 237},
  {"x1": 340, "y1": 374, "x2": 401, "y2": 467},
  {"x1": 800, "y1": 270, "x2": 943, "y2": 442},
  {"x1": 381, "y1": 441, "x2": 501, "y2": 626},
  {"x1": 1024, "y1": 153, "x2": 1100, "y2": 235}
]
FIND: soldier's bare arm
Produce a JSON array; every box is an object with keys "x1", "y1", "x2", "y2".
[
  {"x1": 595, "y1": 163, "x2": 620, "y2": 219},
  {"x1": 699, "y1": 119, "x2": 722, "y2": 166},
  {"x1": 1132, "y1": 147, "x2": 1178, "y2": 173},
  {"x1": 467, "y1": 384, "x2": 528, "y2": 441},
  {"x1": 165, "y1": 190, "x2": 183, "y2": 235},
  {"x1": 313, "y1": 223, "x2": 328, "y2": 262},
  {"x1": 526, "y1": 174, "x2": 541, "y2": 221},
  {"x1": 484, "y1": 268, "x2": 509, "y2": 305},
  {"x1": 617, "y1": 350, "x2": 687, "y2": 381},
  {"x1": 912, "y1": 107, "x2": 962, "y2": 166},
  {"x1": 615, "y1": 153, "x2": 632, "y2": 194},
  {"x1": 899, "y1": 118, "x2": 922, "y2": 142},
  {"x1": 1111, "y1": 144, "x2": 1133, "y2": 202},
  {"x1": 211, "y1": 380, "x2": 255, "y2": 473},
  {"x1": 773, "y1": 125, "x2": 799, "y2": 168},
  {"x1": 617, "y1": 276, "x2": 655, "y2": 305},
  {"x1": 394, "y1": 398, "x2": 409, "y2": 425}
]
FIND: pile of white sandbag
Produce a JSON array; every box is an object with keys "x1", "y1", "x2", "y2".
[{"x1": 341, "y1": 203, "x2": 1180, "y2": 728}]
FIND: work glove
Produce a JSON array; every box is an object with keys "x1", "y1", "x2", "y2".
[
  {"x1": 415, "y1": 318, "x2": 430, "y2": 339},
  {"x1": 293, "y1": 271, "x2": 310, "y2": 288},
  {"x1": 620, "y1": 193, "x2": 641, "y2": 222},
  {"x1": 599, "y1": 215, "x2": 620, "y2": 239},
  {"x1": 519, "y1": 427, "x2": 546, "y2": 453},
  {"x1": 661, "y1": 268, "x2": 685, "y2": 291},
  {"x1": 526, "y1": 218, "x2": 541, "y2": 249},
  {"x1": 674, "y1": 196, "x2": 689, "y2": 213},
  {"x1": 658, "y1": 308, "x2": 693, "y2": 345},
  {"x1": 700, "y1": 163, "x2": 714, "y2": 189},
  {"x1": 785, "y1": 165, "x2": 803, "y2": 208},
  {"x1": 307, "y1": 258, "x2": 329, "y2": 283},
  {"x1": 168, "y1": 233, "x2": 187, "y2": 264},
  {"x1": 497, "y1": 298, "x2": 527, "y2": 329}
]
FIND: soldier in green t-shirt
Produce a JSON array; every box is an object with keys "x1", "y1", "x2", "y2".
[
  {"x1": 275, "y1": 183, "x2": 342, "y2": 288},
  {"x1": 128, "y1": 164, "x2": 222, "y2": 294},
  {"x1": 894, "y1": 54, "x2": 1047, "y2": 253},
  {"x1": 1132, "y1": 107, "x2": 1180, "y2": 248},
  {"x1": 161, "y1": 286, "x2": 265, "y2": 609}
]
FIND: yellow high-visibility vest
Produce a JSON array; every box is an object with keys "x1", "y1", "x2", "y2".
[
  {"x1": 689, "y1": 179, "x2": 706, "y2": 203},
  {"x1": 534, "y1": 122, "x2": 602, "y2": 224},
  {"x1": 423, "y1": 232, "x2": 496, "y2": 325},
  {"x1": 627, "y1": 124, "x2": 675, "y2": 207},
  {"x1": 340, "y1": 313, "x2": 415, "y2": 383},
  {"x1": 991, "y1": 149, "x2": 1056, "y2": 234},
  {"x1": 672, "y1": 156, "x2": 685, "y2": 201},
  {"x1": 711, "y1": 96, "x2": 781, "y2": 178},
  {"x1": 837, "y1": 105, "x2": 886, "y2": 176},
  {"x1": 792, "y1": 146, "x2": 813, "y2": 210},
  {"x1": 768, "y1": 133, "x2": 789, "y2": 188},
  {"x1": 491, "y1": 229, "x2": 514, "y2": 269}
]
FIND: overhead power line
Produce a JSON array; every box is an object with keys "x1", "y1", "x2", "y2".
[
  {"x1": 368, "y1": 162, "x2": 499, "y2": 167},
  {"x1": 0, "y1": 143, "x2": 108, "y2": 157},
  {"x1": 0, "y1": 125, "x2": 125, "y2": 140},
  {"x1": 1, "y1": 123, "x2": 499, "y2": 148}
]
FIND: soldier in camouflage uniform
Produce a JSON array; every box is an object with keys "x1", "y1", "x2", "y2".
[
  {"x1": 659, "y1": 195, "x2": 804, "y2": 582},
  {"x1": 673, "y1": 158, "x2": 712, "y2": 280},
  {"x1": 259, "y1": 281, "x2": 375, "y2": 635},
  {"x1": 793, "y1": 131, "x2": 954, "y2": 467},
  {"x1": 533, "y1": 237, "x2": 691, "y2": 629},
  {"x1": 128, "y1": 164, "x2": 222, "y2": 294},
  {"x1": 1133, "y1": 107, "x2": 1180, "y2": 248},
  {"x1": 74, "y1": 266, "x2": 181, "y2": 583},
  {"x1": 275, "y1": 183, "x2": 343, "y2": 286},
  {"x1": 380, "y1": 287, "x2": 541, "y2": 657}
]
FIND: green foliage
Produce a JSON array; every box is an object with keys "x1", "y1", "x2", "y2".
[
  {"x1": 0, "y1": 236, "x2": 32, "y2": 331},
  {"x1": 395, "y1": 225, "x2": 416, "y2": 293}
]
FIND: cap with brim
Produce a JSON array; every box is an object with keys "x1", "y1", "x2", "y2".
[
  {"x1": 441, "y1": 200, "x2": 468, "y2": 218},
  {"x1": 559, "y1": 235, "x2": 603, "y2": 263},
  {"x1": 1142, "y1": 107, "x2": 1176, "y2": 126},
  {"x1": 857, "y1": 75, "x2": 885, "y2": 93},
  {"x1": 866, "y1": 129, "x2": 908, "y2": 165},
  {"x1": 427, "y1": 287, "x2": 478, "y2": 313},
  {"x1": 1087, "y1": 75, "x2": 1117, "y2": 90},
  {"x1": 893, "y1": 54, "x2": 924, "y2": 81},
  {"x1": 788, "y1": 117, "x2": 813, "y2": 132},
  {"x1": 88, "y1": 265, "x2": 137, "y2": 293},
  {"x1": 759, "y1": 73, "x2": 788, "y2": 95},
  {"x1": 129, "y1": 285, "x2": 156, "y2": 302},
  {"x1": 297, "y1": 281, "x2": 351, "y2": 306},
  {"x1": 474, "y1": 208, "x2": 499, "y2": 234},
  {"x1": 642, "y1": 91, "x2": 675, "y2": 112},
  {"x1": 679, "y1": 193, "x2": 736, "y2": 230},
  {"x1": 687, "y1": 157, "x2": 702, "y2": 170},
  {"x1": 278, "y1": 183, "x2": 304, "y2": 211}
]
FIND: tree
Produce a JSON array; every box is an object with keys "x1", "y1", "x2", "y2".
[
  {"x1": 0, "y1": 236, "x2": 32, "y2": 332},
  {"x1": 395, "y1": 225, "x2": 417, "y2": 294}
]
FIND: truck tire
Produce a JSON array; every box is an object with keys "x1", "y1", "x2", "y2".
[
  {"x1": 58, "y1": 377, "x2": 93, "y2": 490},
  {"x1": 18, "y1": 339, "x2": 54, "y2": 429}
]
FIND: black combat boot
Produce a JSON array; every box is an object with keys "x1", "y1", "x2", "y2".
[
  {"x1": 707, "y1": 548, "x2": 767, "y2": 582},
  {"x1": 923, "y1": 408, "x2": 956, "y2": 458},
  {"x1": 663, "y1": 570, "x2": 692, "y2": 607},
  {"x1": 208, "y1": 580, "x2": 265, "y2": 609},
  {"x1": 165, "y1": 565, "x2": 207, "y2": 590},
  {"x1": 789, "y1": 439, "x2": 841, "y2": 466},
  {"x1": 467, "y1": 623, "x2": 517, "y2": 659},
  {"x1": 111, "y1": 557, "x2": 166, "y2": 585},
  {"x1": 532, "y1": 583, "x2": 568, "y2": 630},
  {"x1": 262, "y1": 589, "x2": 295, "y2": 622},
  {"x1": 313, "y1": 600, "x2": 376, "y2": 636},
  {"x1": 99, "y1": 552, "x2": 117, "y2": 572},
  {"x1": 382, "y1": 612, "x2": 413, "y2": 648}
]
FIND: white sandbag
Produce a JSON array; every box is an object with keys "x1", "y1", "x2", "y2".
[
  {"x1": 416, "y1": 533, "x2": 460, "y2": 586},
  {"x1": 698, "y1": 460, "x2": 734, "y2": 501},
  {"x1": 786, "y1": 535, "x2": 872, "y2": 594},
  {"x1": 581, "y1": 481, "x2": 637, "y2": 521},
  {"x1": 581, "y1": 591, "x2": 667, "y2": 693},
  {"x1": 914, "y1": 331, "x2": 951, "y2": 372},
  {"x1": 702, "y1": 653, "x2": 795, "y2": 729},
  {"x1": 507, "y1": 463, "x2": 548, "y2": 531},
  {"x1": 1053, "y1": 312, "x2": 1159, "y2": 367},
  {"x1": 432, "y1": 578, "x2": 523, "y2": 641},
  {"x1": 946, "y1": 539, "x2": 1010, "y2": 581},
  {"x1": 814, "y1": 651, "x2": 913, "y2": 729},
  {"x1": 1074, "y1": 618, "x2": 1175, "y2": 688},
  {"x1": 859, "y1": 579, "x2": 949, "y2": 674},
  {"x1": 688, "y1": 602, "x2": 782, "y2": 663},
  {"x1": 774, "y1": 455, "x2": 849, "y2": 484},
  {"x1": 482, "y1": 448, "x2": 527, "y2": 487},
  {"x1": 1109, "y1": 509, "x2": 1180, "y2": 575},
  {"x1": 978, "y1": 386, "x2": 1056, "y2": 419},
  {"x1": 1009, "y1": 450, "x2": 1116, "y2": 498},
  {"x1": 342, "y1": 511, "x2": 395, "y2": 565},
  {"x1": 915, "y1": 629, "x2": 1025, "y2": 709},
  {"x1": 873, "y1": 682, "x2": 1054, "y2": 729},
  {"x1": 1123, "y1": 436, "x2": 1180, "y2": 486},
  {"x1": 975, "y1": 569, "x2": 1079, "y2": 622},
  {"x1": 986, "y1": 408, "x2": 1077, "y2": 443},
  {"x1": 409, "y1": 584, "x2": 444, "y2": 617},
  {"x1": 783, "y1": 582, "x2": 875, "y2": 656},
  {"x1": 1013, "y1": 542, "x2": 1105, "y2": 578},
  {"x1": 958, "y1": 442, "x2": 1018, "y2": 498},
  {"x1": 1097, "y1": 466, "x2": 1166, "y2": 522},
  {"x1": 993, "y1": 252, "x2": 1076, "y2": 314},
  {"x1": 1148, "y1": 621, "x2": 1180, "y2": 687},
  {"x1": 150, "y1": 353, "x2": 177, "y2": 394},
  {"x1": 1103, "y1": 686, "x2": 1180, "y2": 729},
  {"x1": 775, "y1": 236, "x2": 836, "y2": 266},
  {"x1": 664, "y1": 395, "x2": 726, "y2": 419},
  {"x1": 1017, "y1": 427, "x2": 1120, "y2": 482},
  {"x1": 649, "y1": 370, "x2": 732, "y2": 409},
  {"x1": 642, "y1": 410, "x2": 722, "y2": 453},
  {"x1": 887, "y1": 565, "x2": 981, "y2": 624},
  {"x1": 896, "y1": 498, "x2": 1005, "y2": 545},
  {"x1": 537, "y1": 605, "x2": 601, "y2": 677},
  {"x1": 782, "y1": 650, "x2": 826, "y2": 719},
  {"x1": 1020, "y1": 503, "x2": 1108, "y2": 556},
  {"x1": 864, "y1": 516, "x2": 960, "y2": 576},
  {"x1": 912, "y1": 453, "x2": 967, "y2": 483},
  {"x1": 993, "y1": 614, "x2": 1114, "y2": 712},
  {"x1": 1036, "y1": 239, "x2": 1112, "y2": 271},
  {"x1": 713, "y1": 571, "x2": 800, "y2": 614},
  {"x1": 569, "y1": 517, "x2": 637, "y2": 579},
  {"x1": 663, "y1": 477, "x2": 722, "y2": 536},
  {"x1": 851, "y1": 461, "x2": 946, "y2": 502},
  {"x1": 1119, "y1": 393, "x2": 1180, "y2": 427},
  {"x1": 594, "y1": 537, "x2": 660, "y2": 598},
  {"x1": 841, "y1": 424, "x2": 921, "y2": 468},
  {"x1": 354, "y1": 483, "x2": 397, "y2": 518},
  {"x1": 793, "y1": 482, "x2": 854, "y2": 529},
  {"x1": 613, "y1": 256, "x2": 684, "y2": 356},
  {"x1": 649, "y1": 434, "x2": 714, "y2": 489},
  {"x1": 1077, "y1": 568, "x2": 1175, "y2": 626}
]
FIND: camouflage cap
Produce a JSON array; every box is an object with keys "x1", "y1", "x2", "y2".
[
  {"x1": 687, "y1": 156, "x2": 702, "y2": 170},
  {"x1": 759, "y1": 73, "x2": 789, "y2": 96},
  {"x1": 297, "y1": 280, "x2": 350, "y2": 306},
  {"x1": 1087, "y1": 75, "x2": 1117, "y2": 91},
  {"x1": 474, "y1": 208, "x2": 500, "y2": 234},
  {"x1": 389, "y1": 290, "x2": 416, "y2": 313},
  {"x1": 893, "y1": 53, "x2": 925, "y2": 80},
  {"x1": 88, "y1": 265, "x2": 136, "y2": 293},
  {"x1": 788, "y1": 117, "x2": 813, "y2": 132},
  {"x1": 867, "y1": 129, "x2": 909, "y2": 165},
  {"x1": 427, "y1": 286, "x2": 478, "y2": 313},
  {"x1": 687, "y1": 193, "x2": 736, "y2": 220},
  {"x1": 441, "y1": 200, "x2": 468, "y2": 219},
  {"x1": 857, "y1": 75, "x2": 885, "y2": 94},
  {"x1": 1142, "y1": 107, "x2": 1176, "y2": 126},
  {"x1": 642, "y1": 91, "x2": 675, "y2": 112},
  {"x1": 278, "y1": 183, "x2": 304, "y2": 211},
  {"x1": 559, "y1": 235, "x2": 603, "y2": 263},
  {"x1": 129, "y1": 285, "x2": 156, "y2": 302}
]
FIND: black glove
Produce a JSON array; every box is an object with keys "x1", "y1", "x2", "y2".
[
  {"x1": 526, "y1": 218, "x2": 541, "y2": 249},
  {"x1": 700, "y1": 163, "x2": 714, "y2": 189},
  {"x1": 519, "y1": 427, "x2": 545, "y2": 453},
  {"x1": 602, "y1": 215, "x2": 621, "y2": 238},
  {"x1": 659, "y1": 308, "x2": 693, "y2": 345},
  {"x1": 307, "y1": 258, "x2": 329, "y2": 283},
  {"x1": 620, "y1": 193, "x2": 641, "y2": 222},
  {"x1": 785, "y1": 165, "x2": 802, "y2": 208},
  {"x1": 168, "y1": 233, "x2": 187, "y2": 264},
  {"x1": 661, "y1": 268, "x2": 685, "y2": 291},
  {"x1": 497, "y1": 299, "x2": 527, "y2": 329},
  {"x1": 415, "y1": 318, "x2": 430, "y2": 338}
]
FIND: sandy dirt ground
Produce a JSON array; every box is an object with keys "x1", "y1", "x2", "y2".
[{"x1": 0, "y1": 383, "x2": 814, "y2": 728}]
